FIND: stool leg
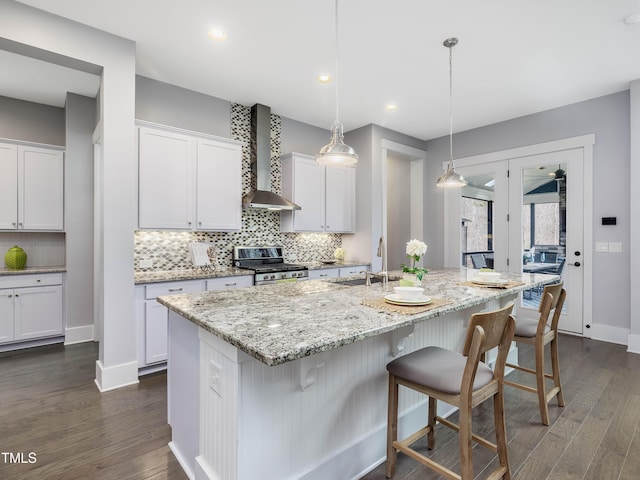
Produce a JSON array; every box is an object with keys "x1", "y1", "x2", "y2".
[
  {"x1": 427, "y1": 396, "x2": 436, "y2": 449},
  {"x1": 550, "y1": 335, "x2": 565, "y2": 407},
  {"x1": 386, "y1": 374, "x2": 398, "y2": 478},
  {"x1": 493, "y1": 389, "x2": 511, "y2": 480},
  {"x1": 458, "y1": 402, "x2": 473, "y2": 480},
  {"x1": 535, "y1": 339, "x2": 550, "y2": 425}
]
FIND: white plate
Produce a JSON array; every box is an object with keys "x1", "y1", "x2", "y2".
[
  {"x1": 319, "y1": 259, "x2": 337, "y2": 264},
  {"x1": 471, "y1": 278, "x2": 508, "y2": 286},
  {"x1": 384, "y1": 294, "x2": 432, "y2": 306}
]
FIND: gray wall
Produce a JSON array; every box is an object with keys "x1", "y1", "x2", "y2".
[
  {"x1": 425, "y1": 91, "x2": 630, "y2": 331},
  {"x1": 136, "y1": 76, "x2": 231, "y2": 137},
  {"x1": 0, "y1": 95, "x2": 65, "y2": 145},
  {"x1": 65, "y1": 93, "x2": 96, "y2": 332},
  {"x1": 280, "y1": 117, "x2": 329, "y2": 156}
]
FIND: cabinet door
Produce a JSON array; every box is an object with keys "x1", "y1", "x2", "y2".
[
  {"x1": 0, "y1": 290, "x2": 15, "y2": 343},
  {"x1": 145, "y1": 301, "x2": 168, "y2": 364},
  {"x1": 292, "y1": 157, "x2": 324, "y2": 232},
  {"x1": 196, "y1": 139, "x2": 242, "y2": 231},
  {"x1": 18, "y1": 146, "x2": 64, "y2": 230},
  {"x1": 13, "y1": 286, "x2": 63, "y2": 341},
  {"x1": 325, "y1": 166, "x2": 355, "y2": 233},
  {"x1": 138, "y1": 127, "x2": 194, "y2": 229},
  {"x1": 0, "y1": 143, "x2": 18, "y2": 230}
]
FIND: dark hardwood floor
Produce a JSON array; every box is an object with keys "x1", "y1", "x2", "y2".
[
  {"x1": 0, "y1": 343, "x2": 187, "y2": 480},
  {"x1": 1, "y1": 335, "x2": 639, "y2": 480}
]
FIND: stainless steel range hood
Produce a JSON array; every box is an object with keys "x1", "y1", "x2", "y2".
[{"x1": 242, "y1": 104, "x2": 301, "y2": 211}]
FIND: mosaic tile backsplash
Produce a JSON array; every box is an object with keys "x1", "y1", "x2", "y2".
[{"x1": 134, "y1": 104, "x2": 342, "y2": 272}]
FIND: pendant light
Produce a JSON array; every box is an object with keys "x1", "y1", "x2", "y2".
[
  {"x1": 316, "y1": 0, "x2": 358, "y2": 167},
  {"x1": 436, "y1": 37, "x2": 467, "y2": 188}
]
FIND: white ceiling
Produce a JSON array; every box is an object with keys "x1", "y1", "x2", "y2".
[{"x1": 6, "y1": 0, "x2": 640, "y2": 140}]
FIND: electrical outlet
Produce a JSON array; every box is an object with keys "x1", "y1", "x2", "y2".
[
  {"x1": 140, "y1": 259, "x2": 153, "y2": 268},
  {"x1": 209, "y1": 360, "x2": 222, "y2": 397},
  {"x1": 595, "y1": 242, "x2": 609, "y2": 252},
  {"x1": 609, "y1": 242, "x2": 622, "y2": 253}
]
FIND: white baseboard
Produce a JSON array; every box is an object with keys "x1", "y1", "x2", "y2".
[
  {"x1": 589, "y1": 323, "x2": 630, "y2": 346},
  {"x1": 64, "y1": 325, "x2": 94, "y2": 345},
  {"x1": 94, "y1": 359, "x2": 139, "y2": 392},
  {"x1": 627, "y1": 334, "x2": 640, "y2": 354},
  {"x1": 169, "y1": 441, "x2": 195, "y2": 480}
]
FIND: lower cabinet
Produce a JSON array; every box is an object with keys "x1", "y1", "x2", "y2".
[
  {"x1": 136, "y1": 275, "x2": 253, "y2": 372},
  {"x1": 0, "y1": 273, "x2": 64, "y2": 347},
  {"x1": 308, "y1": 264, "x2": 370, "y2": 280}
]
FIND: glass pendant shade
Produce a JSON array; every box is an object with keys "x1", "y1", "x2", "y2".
[
  {"x1": 436, "y1": 162, "x2": 467, "y2": 187},
  {"x1": 316, "y1": 120, "x2": 358, "y2": 166}
]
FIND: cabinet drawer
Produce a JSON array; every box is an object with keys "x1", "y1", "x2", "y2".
[
  {"x1": 309, "y1": 268, "x2": 340, "y2": 280},
  {"x1": 339, "y1": 265, "x2": 370, "y2": 277},
  {"x1": 206, "y1": 275, "x2": 253, "y2": 291},
  {"x1": 0, "y1": 273, "x2": 63, "y2": 289},
  {"x1": 145, "y1": 280, "x2": 204, "y2": 299}
]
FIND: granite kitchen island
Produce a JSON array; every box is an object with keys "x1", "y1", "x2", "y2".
[{"x1": 158, "y1": 268, "x2": 558, "y2": 480}]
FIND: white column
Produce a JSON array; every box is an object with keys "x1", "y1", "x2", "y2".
[{"x1": 629, "y1": 80, "x2": 640, "y2": 353}]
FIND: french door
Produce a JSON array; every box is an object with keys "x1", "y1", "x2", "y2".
[{"x1": 447, "y1": 145, "x2": 587, "y2": 335}]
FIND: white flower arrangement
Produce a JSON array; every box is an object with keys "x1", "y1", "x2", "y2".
[{"x1": 402, "y1": 239, "x2": 428, "y2": 280}]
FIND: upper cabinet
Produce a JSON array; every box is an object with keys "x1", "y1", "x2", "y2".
[
  {"x1": 280, "y1": 153, "x2": 355, "y2": 233},
  {"x1": 137, "y1": 124, "x2": 242, "y2": 231},
  {"x1": 0, "y1": 142, "x2": 64, "y2": 231}
]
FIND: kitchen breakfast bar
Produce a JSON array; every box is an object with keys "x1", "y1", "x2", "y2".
[{"x1": 157, "y1": 268, "x2": 558, "y2": 480}]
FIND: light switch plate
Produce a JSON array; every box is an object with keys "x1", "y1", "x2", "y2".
[
  {"x1": 209, "y1": 360, "x2": 222, "y2": 397},
  {"x1": 609, "y1": 242, "x2": 622, "y2": 253},
  {"x1": 595, "y1": 242, "x2": 609, "y2": 252}
]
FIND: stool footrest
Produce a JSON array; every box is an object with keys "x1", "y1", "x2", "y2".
[
  {"x1": 504, "y1": 379, "x2": 537, "y2": 394},
  {"x1": 392, "y1": 440, "x2": 461, "y2": 480},
  {"x1": 436, "y1": 416, "x2": 498, "y2": 452}
]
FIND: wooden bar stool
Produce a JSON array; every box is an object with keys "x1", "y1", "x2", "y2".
[
  {"x1": 505, "y1": 282, "x2": 566, "y2": 425},
  {"x1": 386, "y1": 303, "x2": 516, "y2": 480}
]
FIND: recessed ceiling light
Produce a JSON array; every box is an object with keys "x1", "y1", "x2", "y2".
[
  {"x1": 208, "y1": 28, "x2": 228, "y2": 40},
  {"x1": 317, "y1": 74, "x2": 332, "y2": 83},
  {"x1": 624, "y1": 13, "x2": 640, "y2": 24},
  {"x1": 385, "y1": 103, "x2": 398, "y2": 111}
]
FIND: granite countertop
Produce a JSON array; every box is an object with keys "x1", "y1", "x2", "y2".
[
  {"x1": 135, "y1": 267, "x2": 253, "y2": 284},
  {"x1": 157, "y1": 268, "x2": 558, "y2": 367},
  {"x1": 0, "y1": 266, "x2": 66, "y2": 276}
]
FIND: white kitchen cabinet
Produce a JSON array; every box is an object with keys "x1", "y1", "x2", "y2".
[
  {"x1": 338, "y1": 264, "x2": 370, "y2": 277},
  {"x1": 0, "y1": 142, "x2": 64, "y2": 231},
  {"x1": 308, "y1": 268, "x2": 341, "y2": 280},
  {"x1": 206, "y1": 275, "x2": 253, "y2": 291},
  {"x1": 0, "y1": 273, "x2": 64, "y2": 345},
  {"x1": 137, "y1": 124, "x2": 242, "y2": 231},
  {"x1": 280, "y1": 153, "x2": 356, "y2": 233},
  {"x1": 136, "y1": 279, "x2": 205, "y2": 370},
  {"x1": 136, "y1": 275, "x2": 252, "y2": 372}
]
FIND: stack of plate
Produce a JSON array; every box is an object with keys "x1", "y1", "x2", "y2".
[{"x1": 384, "y1": 294, "x2": 432, "y2": 306}]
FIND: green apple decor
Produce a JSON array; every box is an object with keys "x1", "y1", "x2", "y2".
[{"x1": 5, "y1": 245, "x2": 27, "y2": 269}]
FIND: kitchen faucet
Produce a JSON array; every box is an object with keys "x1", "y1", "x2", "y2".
[{"x1": 359, "y1": 236, "x2": 389, "y2": 289}]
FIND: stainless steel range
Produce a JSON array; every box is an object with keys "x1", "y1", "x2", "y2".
[{"x1": 233, "y1": 246, "x2": 308, "y2": 285}]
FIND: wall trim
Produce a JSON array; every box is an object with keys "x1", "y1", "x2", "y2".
[
  {"x1": 135, "y1": 119, "x2": 244, "y2": 146},
  {"x1": 94, "y1": 359, "x2": 139, "y2": 392},
  {"x1": 64, "y1": 325, "x2": 94, "y2": 345},
  {"x1": 589, "y1": 323, "x2": 630, "y2": 346},
  {"x1": 628, "y1": 334, "x2": 640, "y2": 355}
]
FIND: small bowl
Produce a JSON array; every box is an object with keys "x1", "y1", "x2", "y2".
[
  {"x1": 393, "y1": 286, "x2": 424, "y2": 301},
  {"x1": 476, "y1": 271, "x2": 501, "y2": 281}
]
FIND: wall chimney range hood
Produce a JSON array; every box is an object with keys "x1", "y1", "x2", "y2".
[{"x1": 242, "y1": 104, "x2": 301, "y2": 211}]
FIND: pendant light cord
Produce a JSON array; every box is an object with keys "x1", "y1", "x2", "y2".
[
  {"x1": 448, "y1": 42, "x2": 454, "y2": 163},
  {"x1": 334, "y1": 0, "x2": 340, "y2": 125}
]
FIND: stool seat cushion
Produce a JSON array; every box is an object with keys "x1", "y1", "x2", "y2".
[
  {"x1": 387, "y1": 346, "x2": 494, "y2": 394},
  {"x1": 514, "y1": 318, "x2": 550, "y2": 338}
]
